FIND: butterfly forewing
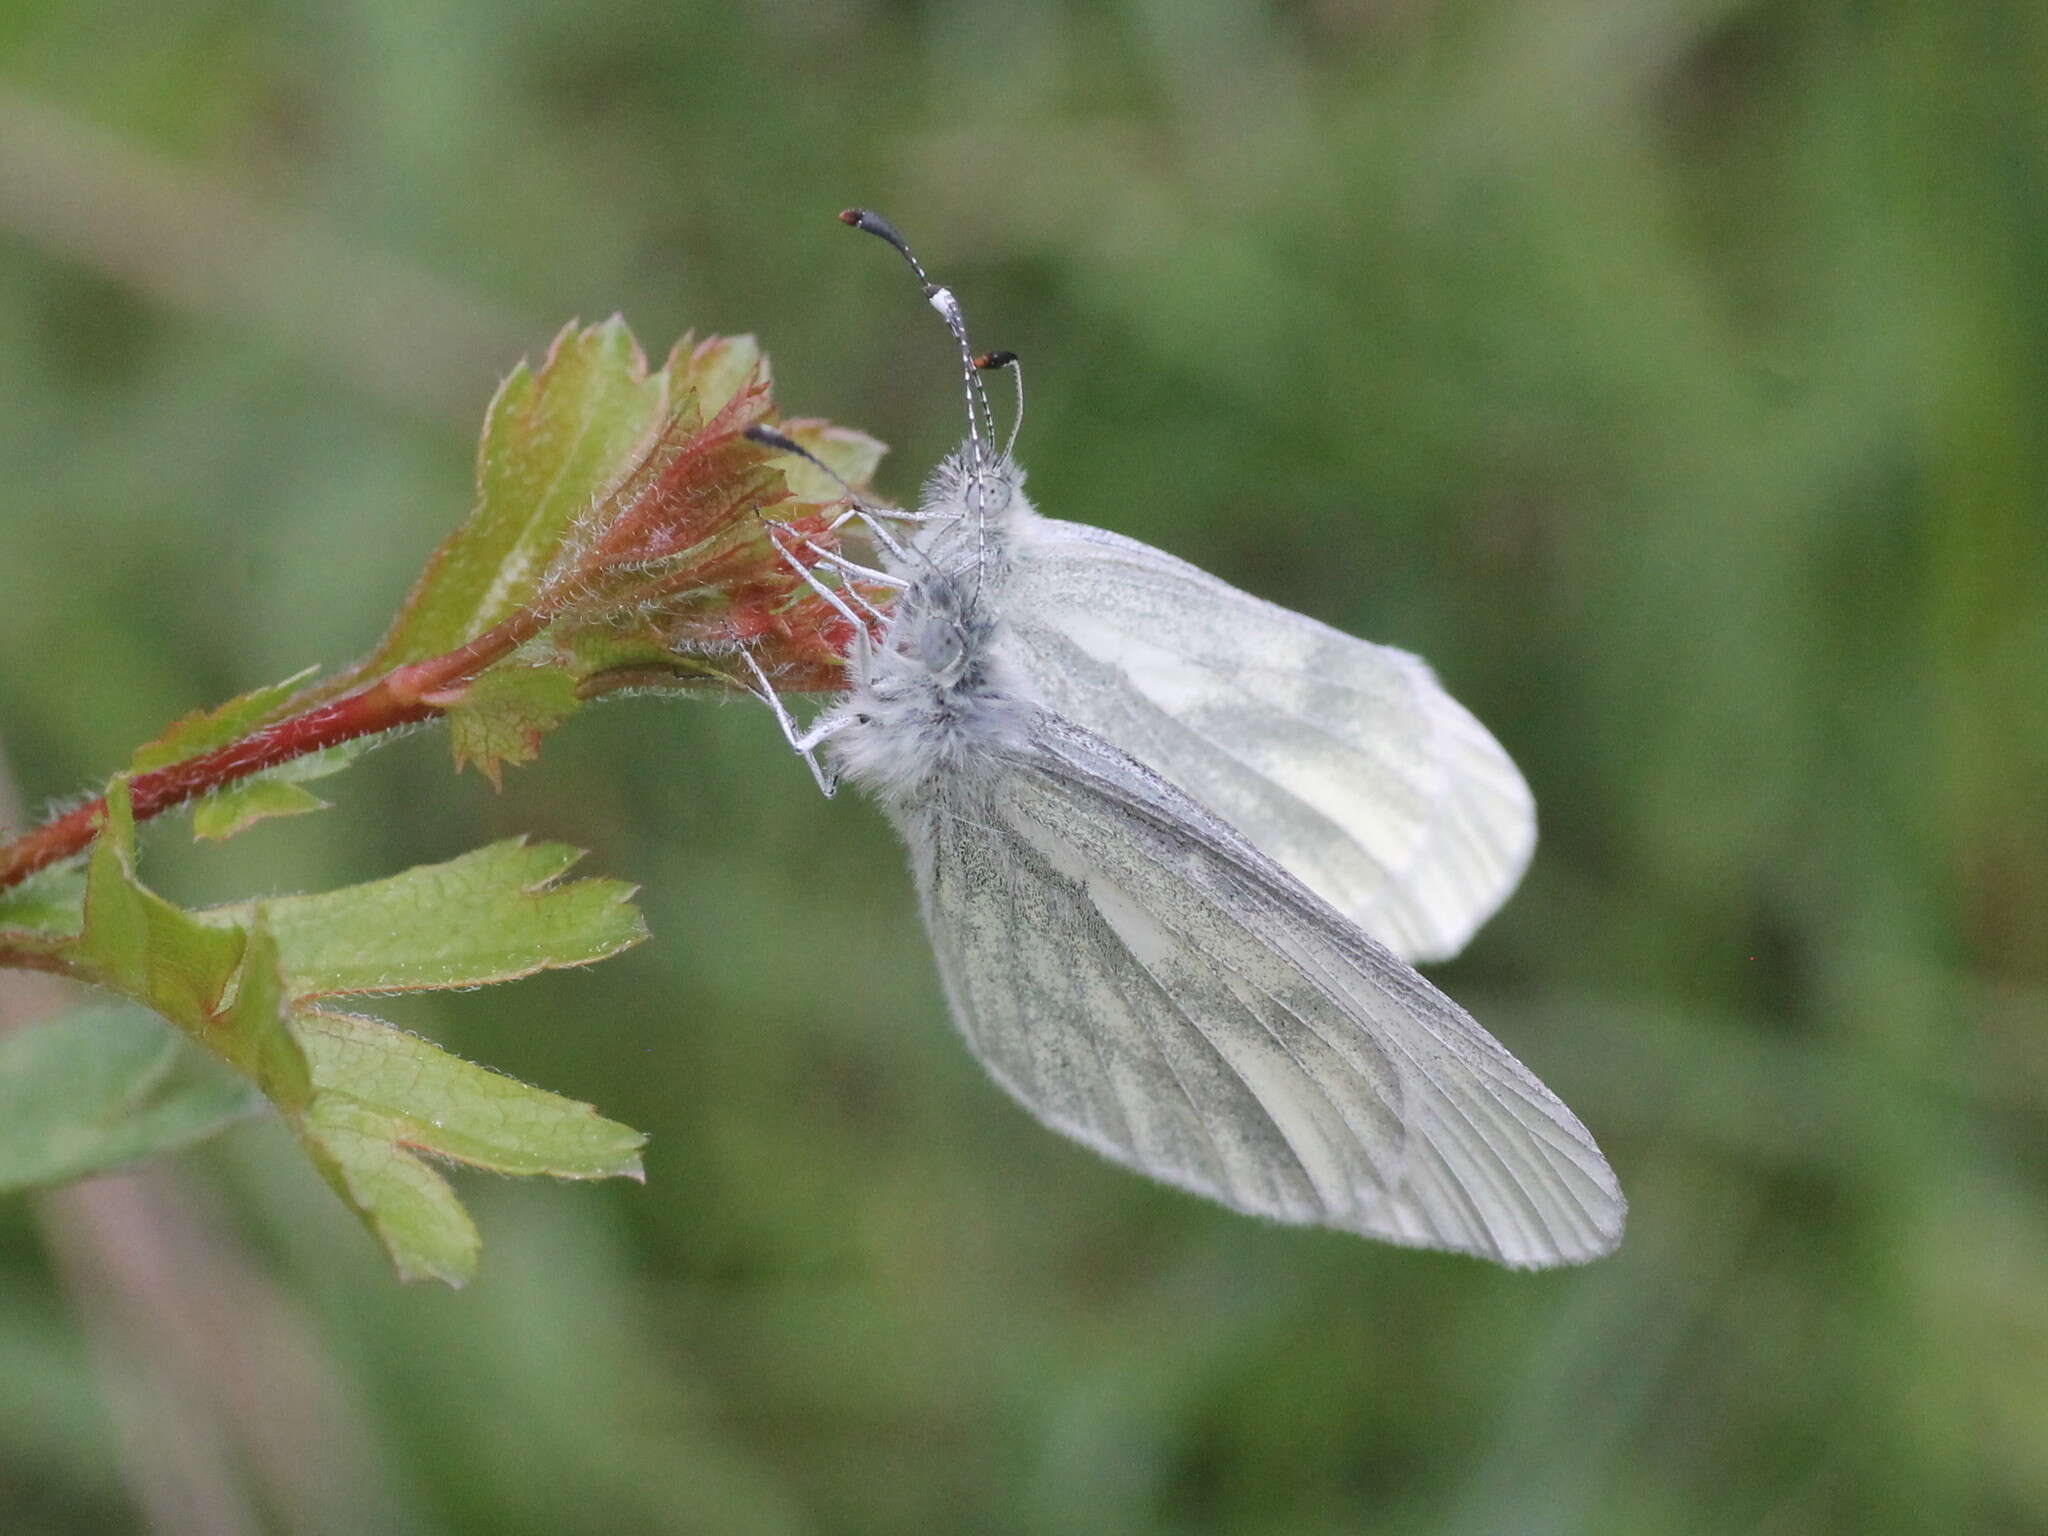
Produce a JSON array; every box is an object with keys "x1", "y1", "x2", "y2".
[{"x1": 1004, "y1": 517, "x2": 1536, "y2": 963}]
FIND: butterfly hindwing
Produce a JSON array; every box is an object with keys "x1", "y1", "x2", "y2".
[{"x1": 910, "y1": 710, "x2": 1623, "y2": 1267}]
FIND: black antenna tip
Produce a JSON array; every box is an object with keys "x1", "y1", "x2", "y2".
[
  {"x1": 839, "y1": 207, "x2": 917, "y2": 261},
  {"x1": 839, "y1": 207, "x2": 896, "y2": 242},
  {"x1": 743, "y1": 423, "x2": 803, "y2": 454},
  {"x1": 974, "y1": 350, "x2": 1018, "y2": 371}
]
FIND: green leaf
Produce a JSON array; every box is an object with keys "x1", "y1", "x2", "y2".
[
  {"x1": 189, "y1": 743, "x2": 363, "y2": 841},
  {"x1": 0, "y1": 1003, "x2": 264, "y2": 1191},
  {"x1": 297, "y1": 1012, "x2": 646, "y2": 1179},
  {"x1": 298, "y1": 1095, "x2": 480, "y2": 1286},
  {"x1": 206, "y1": 839, "x2": 646, "y2": 998},
  {"x1": 70, "y1": 780, "x2": 314, "y2": 1105},
  {"x1": 192, "y1": 778, "x2": 331, "y2": 840},
  {"x1": 292, "y1": 1012, "x2": 644, "y2": 1285},
  {"x1": 77, "y1": 779, "x2": 249, "y2": 1026},
  {"x1": 769, "y1": 419, "x2": 889, "y2": 504},
  {"x1": 366, "y1": 319, "x2": 672, "y2": 669},
  {"x1": 669, "y1": 333, "x2": 767, "y2": 423},
  {"x1": 54, "y1": 796, "x2": 645, "y2": 1283},
  {"x1": 553, "y1": 629, "x2": 734, "y2": 693},
  {"x1": 130, "y1": 667, "x2": 320, "y2": 773},
  {"x1": 0, "y1": 864, "x2": 85, "y2": 945},
  {"x1": 443, "y1": 664, "x2": 585, "y2": 785}
]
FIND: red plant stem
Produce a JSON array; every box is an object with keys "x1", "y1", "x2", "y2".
[{"x1": 0, "y1": 607, "x2": 549, "y2": 894}]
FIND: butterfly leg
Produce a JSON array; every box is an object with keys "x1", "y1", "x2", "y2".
[
  {"x1": 737, "y1": 649, "x2": 844, "y2": 797},
  {"x1": 823, "y1": 502, "x2": 948, "y2": 533},
  {"x1": 763, "y1": 529, "x2": 883, "y2": 692},
  {"x1": 823, "y1": 503, "x2": 950, "y2": 564},
  {"x1": 765, "y1": 527, "x2": 887, "y2": 648},
  {"x1": 789, "y1": 535, "x2": 909, "y2": 593}
]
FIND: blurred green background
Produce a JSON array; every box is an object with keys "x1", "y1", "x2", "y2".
[{"x1": 3, "y1": 1, "x2": 2045, "y2": 1532}]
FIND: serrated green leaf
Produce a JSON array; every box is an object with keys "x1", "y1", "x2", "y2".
[
  {"x1": 444, "y1": 664, "x2": 584, "y2": 785},
  {"x1": 290, "y1": 1011, "x2": 643, "y2": 1286},
  {"x1": 366, "y1": 319, "x2": 671, "y2": 669},
  {"x1": 299, "y1": 1095, "x2": 480, "y2": 1286},
  {"x1": 670, "y1": 333, "x2": 766, "y2": 423},
  {"x1": 37, "y1": 785, "x2": 645, "y2": 1289},
  {"x1": 130, "y1": 667, "x2": 320, "y2": 773},
  {"x1": 297, "y1": 1012, "x2": 645, "y2": 1179},
  {"x1": 0, "y1": 864, "x2": 85, "y2": 944},
  {"x1": 204, "y1": 839, "x2": 645, "y2": 997},
  {"x1": 193, "y1": 778, "x2": 331, "y2": 840},
  {"x1": 0, "y1": 1003, "x2": 265, "y2": 1191}
]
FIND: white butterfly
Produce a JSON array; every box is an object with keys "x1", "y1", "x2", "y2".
[{"x1": 740, "y1": 212, "x2": 1622, "y2": 1266}]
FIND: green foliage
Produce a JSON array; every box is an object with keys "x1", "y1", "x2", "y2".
[
  {"x1": 343, "y1": 320, "x2": 876, "y2": 779},
  {"x1": 0, "y1": 312, "x2": 866, "y2": 1281},
  {"x1": 770, "y1": 420, "x2": 889, "y2": 505},
  {"x1": 443, "y1": 663, "x2": 585, "y2": 785},
  {"x1": 299, "y1": 1092, "x2": 483, "y2": 1286},
  {"x1": 76, "y1": 779, "x2": 255, "y2": 1034},
  {"x1": 207, "y1": 838, "x2": 646, "y2": 997},
  {"x1": 297, "y1": 1011, "x2": 647, "y2": 1181},
  {"x1": 200, "y1": 911, "x2": 313, "y2": 1111},
  {"x1": 368, "y1": 319, "x2": 671, "y2": 669},
  {"x1": 0, "y1": 1003, "x2": 263, "y2": 1191},
  {"x1": 190, "y1": 745, "x2": 363, "y2": 840},
  {"x1": 296, "y1": 1011, "x2": 644, "y2": 1285},
  {"x1": 190, "y1": 773, "x2": 329, "y2": 840},
  {"x1": 0, "y1": 864, "x2": 84, "y2": 947},
  {"x1": 40, "y1": 780, "x2": 649, "y2": 1285},
  {"x1": 128, "y1": 666, "x2": 319, "y2": 773},
  {"x1": 0, "y1": 304, "x2": 872, "y2": 1284}
]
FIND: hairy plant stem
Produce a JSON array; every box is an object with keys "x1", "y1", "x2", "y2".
[{"x1": 0, "y1": 605, "x2": 551, "y2": 895}]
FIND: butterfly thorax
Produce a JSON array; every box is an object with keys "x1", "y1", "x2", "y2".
[
  {"x1": 829, "y1": 564, "x2": 1035, "y2": 809},
  {"x1": 895, "y1": 448, "x2": 1030, "y2": 590}
]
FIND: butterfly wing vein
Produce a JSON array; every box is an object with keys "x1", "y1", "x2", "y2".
[
  {"x1": 1006, "y1": 518, "x2": 1536, "y2": 962},
  {"x1": 911, "y1": 712, "x2": 1622, "y2": 1267}
]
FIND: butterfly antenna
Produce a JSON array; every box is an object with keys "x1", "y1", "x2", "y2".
[
  {"x1": 839, "y1": 209, "x2": 1001, "y2": 485},
  {"x1": 742, "y1": 424, "x2": 911, "y2": 564},
  {"x1": 974, "y1": 350, "x2": 1023, "y2": 463}
]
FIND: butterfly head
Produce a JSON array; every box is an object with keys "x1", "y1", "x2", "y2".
[{"x1": 840, "y1": 209, "x2": 1027, "y2": 547}]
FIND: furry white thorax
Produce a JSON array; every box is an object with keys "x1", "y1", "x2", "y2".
[{"x1": 825, "y1": 447, "x2": 1038, "y2": 809}]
